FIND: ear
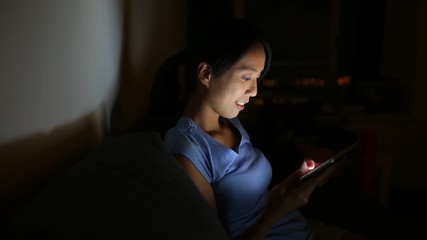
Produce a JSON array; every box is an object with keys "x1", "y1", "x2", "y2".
[{"x1": 197, "y1": 62, "x2": 212, "y2": 87}]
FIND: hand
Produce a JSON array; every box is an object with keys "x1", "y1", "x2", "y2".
[
  {"x1": 263, "y1": 160, "x2": 336, "y2": 223},
  {"x1": 301, "y1": 158, "x2": 336, "y2": 184}
]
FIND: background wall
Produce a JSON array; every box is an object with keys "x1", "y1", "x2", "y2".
[
  {"x1": 0, "y1": 0, "x2": 187, "y2": 207},
  {"x1": 0, "y1": 0, "x2": 123, "y2": 143}
]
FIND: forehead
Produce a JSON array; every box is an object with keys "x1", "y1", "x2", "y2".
[{"x1": 233, "y1": 43, "x2": 266, "y2": 72}]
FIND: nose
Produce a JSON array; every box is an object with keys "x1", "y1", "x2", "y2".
[{"x1": 246, "y1": 80, "x2": 257, "y2": 97}]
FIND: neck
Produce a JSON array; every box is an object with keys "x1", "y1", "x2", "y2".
[
  {"x1": 183, "y1": 90, "x2": 223, "y2": 133},
  {"x1": 183, "y1": 90, "x2": 239, "y2": 151}
]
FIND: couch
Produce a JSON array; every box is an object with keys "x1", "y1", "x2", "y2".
[{"x1": 7, "y1": 131, "x2": 229, "y2": 240}]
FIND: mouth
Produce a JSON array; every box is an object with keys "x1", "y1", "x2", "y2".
[{"x1": 236, "y1": 101, "x2": 247, "y2": 111}]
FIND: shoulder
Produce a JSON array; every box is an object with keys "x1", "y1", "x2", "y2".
[
  {"x1": 165, "y1": 117, "x2": 198, "y2": 143},
  {"x1": 163, "y1": 117, "x2": 217, "y2": 182},
  {"x1": 163, "y1": 117, "x2": 210, "y2": 154}
]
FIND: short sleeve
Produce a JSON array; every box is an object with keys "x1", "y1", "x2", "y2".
[{"x1": 163, "y1": 128, "x2": 214, "y2": 183}]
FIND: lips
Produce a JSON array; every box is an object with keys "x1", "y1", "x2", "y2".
[{"x1": 236, "y1": 101, "x2": 247, "y2": 110}]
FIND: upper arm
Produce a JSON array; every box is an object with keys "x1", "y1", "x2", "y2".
[{"x1": 174, "y1": 154, "x2": 217, "y2": 213}]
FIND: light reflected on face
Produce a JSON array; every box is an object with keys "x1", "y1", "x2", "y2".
[{"x1": 207, "y1": 43, "x2": 266, "y2": 118}]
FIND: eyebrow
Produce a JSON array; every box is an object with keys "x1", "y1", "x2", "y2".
[
  {"x1": 236, "y1": 65, "x2": 264, "y2": 79},
  {"x1": 236, "y1": 65, "x2": 261, "y2": 73}
]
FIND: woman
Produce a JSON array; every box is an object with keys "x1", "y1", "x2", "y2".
[{"x1": 160, "y1": 17, "x2": 336, "y2": 240}]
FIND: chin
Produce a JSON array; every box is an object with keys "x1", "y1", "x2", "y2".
[{"x1": 222, "y1": 112, "x2": 239, "y2": 119}]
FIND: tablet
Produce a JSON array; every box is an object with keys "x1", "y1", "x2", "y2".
[{"x1": 297, "y1": 140, "x2": 360, "y2": 184}]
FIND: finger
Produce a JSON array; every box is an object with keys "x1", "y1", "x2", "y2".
[
  {"x1": 312, "y1": 166, "x2": 336, "y2": 186},
  {"x1": 298, "y1": 177, "x2": 319, "y2": 193},
  {"x1": 306, "y1": 160, "x2": 316, "y2": 170},
  {"x1": 298, "y1": 166, "x2": 337, "y2": 192},
  {"x1": 300, "y1": 159, "x2": 316, "y2": 174},
  {"x1": 274, "y1": 169, "x2": 304, "y2": 192}
]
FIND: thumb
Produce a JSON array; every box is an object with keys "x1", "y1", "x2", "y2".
[{"x1": 300, "y1": 159, "x2": 316, "y2": 173}]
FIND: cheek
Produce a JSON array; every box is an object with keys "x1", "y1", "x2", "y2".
[
  {"x1": 218, "y1": 85, "x2": 240, "y2": 100},
  {"x1": 210, "y1": 79, "x2": 232, "y2": 96},
  {"x1": 209, "y1": 75, "x2": 242, "y2": 100},
  {"x1": 210, "y1": 88, "x2": 236, "y2": 110}
]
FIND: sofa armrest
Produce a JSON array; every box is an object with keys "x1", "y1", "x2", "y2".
[{"x1": 9, "y1": 131, "x2": 229, "y2": 240}]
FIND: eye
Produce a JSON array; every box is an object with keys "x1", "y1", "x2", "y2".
[{"x1": 242, "y1": 76, "x2": 252, "y2": 81}]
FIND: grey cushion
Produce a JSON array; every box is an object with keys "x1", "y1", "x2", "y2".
[{"x1": 10, "y1": 131, "x2": 229, "y2": 240}]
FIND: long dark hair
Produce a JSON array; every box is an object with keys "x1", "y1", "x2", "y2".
[{"x1": 146, "y1": 17, "x2": 272, "y2": 134}]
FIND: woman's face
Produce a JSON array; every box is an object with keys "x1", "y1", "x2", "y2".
[{"x1": 205, "y1": 42, "x2": 266, "y2": 119}]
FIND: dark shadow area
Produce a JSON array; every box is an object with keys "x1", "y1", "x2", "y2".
[{"x1": 0, "y1": 112, "x2": 103, "y2": 239}]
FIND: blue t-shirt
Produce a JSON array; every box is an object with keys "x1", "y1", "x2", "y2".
[{"x1": 164, "y1": 117, "x2": 314, "y2": 239}]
